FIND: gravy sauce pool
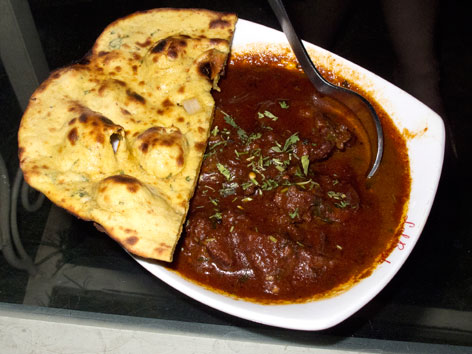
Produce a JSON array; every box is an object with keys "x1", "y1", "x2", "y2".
[{"x1": 169, "y1": 54, "x2": 411, "y2": 303}]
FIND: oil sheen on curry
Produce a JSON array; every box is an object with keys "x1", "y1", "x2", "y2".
[{"x1": 169, "y1": 53, "x2": 411, "y2": 303}]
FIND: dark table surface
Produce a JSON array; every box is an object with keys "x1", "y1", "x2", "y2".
[{"x1": 1, "y1": 0, "x2": 471, "y2": 350}]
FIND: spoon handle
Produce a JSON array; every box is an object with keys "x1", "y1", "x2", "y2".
[{"x1": 267, "y1": 0, "x2": 330, "y2": 93}]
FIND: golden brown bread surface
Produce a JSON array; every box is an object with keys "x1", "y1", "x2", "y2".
[{"x1": 18, "y1": 8, "x2": 237, "y2": 261}]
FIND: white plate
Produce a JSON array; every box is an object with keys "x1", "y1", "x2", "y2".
[{"x1": 134, "y1": 19, "x2": 445, "y2": 331}]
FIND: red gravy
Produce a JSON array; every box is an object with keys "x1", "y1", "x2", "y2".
[{"x1": 169, "y1": 54, "x2": 411, "y2": 303}]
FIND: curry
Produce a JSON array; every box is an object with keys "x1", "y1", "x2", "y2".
[{"x1": 169, "y1": 54, "x2": 411, "y2": 303}]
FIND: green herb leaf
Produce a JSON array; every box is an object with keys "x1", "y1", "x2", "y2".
[
  {"x1": 210, "y1": 209, "x2": 222, "y2": 221},
  {"x1": 109, "y1": 37, "x2": 123, "y2": 49},
  {"x1": 209, "y1": 139, "x2": 228, "y2": 151},
  {"x1": 272, "y1": 133, "x2": 300, "y2": 153},
  {"x1": 258, "y1": 110, "x2": 278, "y2": 121},
  {"x1": 283, "y1": 133, "x2": 300, "y2": 152},
  {"x1": 241, "y1": 181, "x2": 253, "y2": 190},
  {"x1": 327, "y1": 191, "x2": 347, "y2": 200},
  {"x1": 278, "y1": 100, "x2": 290, "y2": 109},
  {"x1": 263, "y1": 110, "x2": 278, "y2": 121},
  {"x1": 261, "y1": 179, "x2": 279, "y2": 191},
  {"x1": 334, "y1": 200, "x2": 350, "y2": 209},
  {"x1": 301, "y1": 155, "x2": 310, "y2": 176},
  {"x1": 216, "y1": 163, "x2": 232, "y2": 180},
  {"x1": 247, "y1": 132, "x2": 262, "y2": 143},
  {"x1": 222, "y1": 111, "x2": 237, "y2": 128},
  {"x1": 261, "y1": 124, "x2": 274, "y2": 131},
  {"x1": 294, "y1": 166, "x2": 304, "y2": 178},
  {"x1": 223, "y1": 111, "x2": 248, "y2": 141},
  {"x1": 327, "y1": 191, "x2": 350, "y2": 208},
  {"x1": 289, "y1": 208, "x2": 299, "y2": 219},
  {"x1": 220, "y1": 182, "x2": 239, "y2": 197}
]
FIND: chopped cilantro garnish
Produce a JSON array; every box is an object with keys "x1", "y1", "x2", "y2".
[
  {"x1": 216, "y1": 163, "x2": 232, "y2": 180},
  {"x1": 241, "y1": 181, "x2": 254, "y2": 190},
  {"x1": 109, "y1": 37, "x2": 123, "y2": 49},
  {"x1": 270, "y1": 141, "x2": 283, "y2": 153},
  {"x1": 275, "y1": 165, "x2": 285, "y2": 172},
  {"x1": 283, "y1": 133, "x2": 300, "y2": 151},
  {"x1": 247, "y1": 132, "x2": 262, "y2": 143},
  {"x1": 334, "y1": 200, "x2": 350, "y2": 209},
  {"x1": 289, "y1": 208, "x2": 299, "y2": 219},
  {"x1": 222, "y1": 111, "x2": 248, "y2": 141},
  {"x1": 258, "y1": 110, "x2": 278, "y2": 121},
  {"x1": 264, "y1": 110, "x2": 278, "y2": 121},
  {"x1": 271, "y1": 158, "x2": 289, "y2": 172},
  {"x1": 209, "y1": 139, "x2": 228, "y2": 151},
  {"x1": 222, "y1": 111, "x2": 237, "y2": 128},
  {"x1": 271, "y1": 132, "x2": 300, "y2": 153},
  {"x1": 327, "y1": 191, "x2": 347, "y2": 200},
  {"x1": 261, "y1": 179, "x2": 278, "y2": 191},
  {"x1": 220, "y1": 182, "x2": 239, "y2": 197},
  {"x1": 294, "y1": 166, "x2": 304, "y2": 178},
  {"x1": 278, "y1": 100, "x2": 290, "y2": 109},
  {"x1": 301, "y1": 155, "x2": 310, "y2": 175},
  {"x1": 210, "y1": 209, "x2": 222, "y2": 221},
  {"x1": 327, "y1": 191, "x2": 350, "y2": 208}
]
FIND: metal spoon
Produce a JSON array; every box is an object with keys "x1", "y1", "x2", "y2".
[{"x1": 268, "y1": 0, "x2": 383, "y2": 179}]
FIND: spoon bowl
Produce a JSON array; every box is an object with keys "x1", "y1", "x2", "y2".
[{"x1": 268, "y1": 0, "x2": 383, "y2": 178}]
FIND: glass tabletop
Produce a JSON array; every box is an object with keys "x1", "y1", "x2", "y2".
[{"x1": 1, "y1": 0, "x2": 471, "y2": 351}]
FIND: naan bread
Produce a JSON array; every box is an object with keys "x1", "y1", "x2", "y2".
[{"x1": 18, "y1": 9, "x2": 237, "y2": 261}]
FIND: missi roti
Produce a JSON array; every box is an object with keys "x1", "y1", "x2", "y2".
[{"x1": 18, "y1": 9, "x2": 237, "y2": 262}]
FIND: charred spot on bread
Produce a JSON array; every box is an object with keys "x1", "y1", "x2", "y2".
[
  {"x1": 198, "y1": 62, "x2": 212, "y2": 79},
  {"x1": 126, "y1": 89, "x2": 146, "y2": 104},
  {"x1": 125, "y1": 236, "x2": 139, "y2": 245},
  {"x1": 209, "y1": 19, "x2": 231, "y2": 29},
  {"x1": 104, "y1": 174, "x2": 142, "y2": 193},
  {"x1": 136, "y1": 38, "x2": 152, "y2": 48},
  {"x1": 151, "y1": 38, "x2": 168, "y2": 53},
  {"x1": 67, "y1": 127, "x2": 79, "y2": 145},
  {"x1": 151, "y1": 35, "x2": 189, "y2": 59}
]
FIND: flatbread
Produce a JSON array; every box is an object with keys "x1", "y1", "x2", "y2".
[{"x1": 18, "y1": 9, "x2": 237, "y2": 261}]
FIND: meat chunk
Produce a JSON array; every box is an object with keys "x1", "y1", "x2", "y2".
[{"x1": 273, "y1": 185, "x2": 316, "y2": 219}]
